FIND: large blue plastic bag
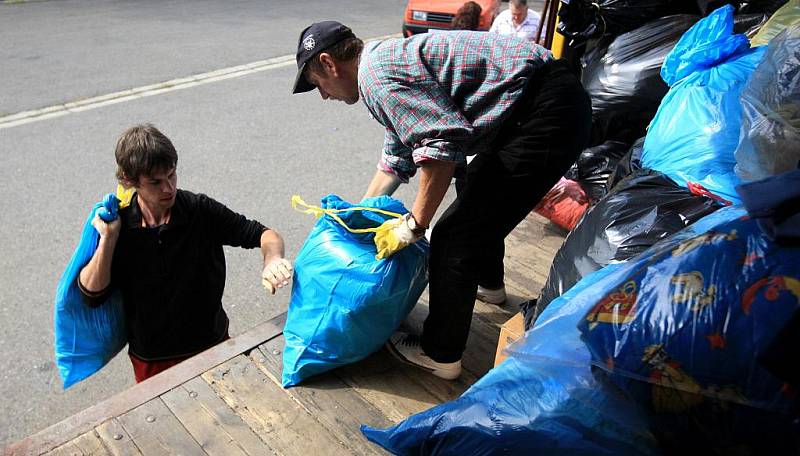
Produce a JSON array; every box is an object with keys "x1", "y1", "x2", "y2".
[
  {"x1": 361, "y1": 263, "x2": 661, "y2": 455},
  {"x1": 578, "y1": 205, "x2": 800, "y2": 451},
  {"x1": 54, "y1": 194, "x2": 127, "y2": 389},
  {"x1": 282, "y1": 195, "x2": 429, "y2": 387},
  {"x1": 641, "y1": 5, "x2": 768, "y2": 205}
]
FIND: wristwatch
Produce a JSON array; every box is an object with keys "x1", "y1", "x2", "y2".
[{"x1": 407, "y1": 214, "x2": 428, "y2": 237}]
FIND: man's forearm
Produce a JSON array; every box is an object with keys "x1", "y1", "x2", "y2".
[
  {"x1": 411, "y1": 160, "x2": 457, "y2": 228},
  {"x1": 364, "y1": 170, "x2": 402, "y2": 199},
  {"x1": 78, "y1": 238, "x2": 116, "y2": 292}
]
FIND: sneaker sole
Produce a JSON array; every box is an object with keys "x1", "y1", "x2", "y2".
[
  {"x1": 384, "y1": 342, "x2": 461, "y2": 380},
  {"x1": 476, "y1": 294, "x2": 506, "y2": 305}
]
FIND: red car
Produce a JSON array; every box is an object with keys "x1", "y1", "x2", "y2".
[{"x1": 403, "y1": 0, "x2": 502, "y2": 37}]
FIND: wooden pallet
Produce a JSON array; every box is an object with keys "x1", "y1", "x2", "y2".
[{"x1": 5, "y1": 213, "x2": 566, "y2": 456}]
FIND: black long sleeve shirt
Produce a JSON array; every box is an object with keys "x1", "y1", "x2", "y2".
[{"x1": 79, "y1": 190, "x2": 266, "y2": 360}]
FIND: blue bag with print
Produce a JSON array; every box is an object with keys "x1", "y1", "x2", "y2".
[{"x1": 579, "y1": 201, "x2": 800, "y2": 451}]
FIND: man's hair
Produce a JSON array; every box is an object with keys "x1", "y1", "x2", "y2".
[
  {"x1": 510, "y1": 0, "x2": 527, "y2": 7},
  {"x1": 305, "y1": 36, "x2": 364, "y2": 77},
  {"x1": 452, "y1": 1, "x2": 482, "y2": 30},
  {"x1": 115, "y1": 124, "x2": 178, "y2": 184}
]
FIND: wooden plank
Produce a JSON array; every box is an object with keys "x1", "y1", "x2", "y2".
[
  {"x1": 202, "y1": 355, "x2": 351, "y2": 456},
  {"x1": 161, "y1": 377, "x2": 273, "y2": 456},
  {"x1": 335, "y1": 349, "x2": 444, "y2": 423},
  {"x1": 5, "y1": 313, "x2": 286, "y2": 456},
  {"x1": 95, "y1": 419, "x2": 142, "y2": 456},
  {"x1": 251, "y1": 338, "x2": 389, "y2": 456},
  {"x1": 117, "y1": 399, "x2": 205, "y2": 456},
  {"x1": 45, "y1": 431, "x2": 108, "y2": 456}
]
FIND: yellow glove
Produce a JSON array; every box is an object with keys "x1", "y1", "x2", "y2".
[{"x1": 374, "y1": 213, "x2": 424, "y2": 260}]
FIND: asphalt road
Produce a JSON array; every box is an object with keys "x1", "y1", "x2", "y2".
[{"x1": 0, "y1": 0, "x2": 440, "y2": 446}]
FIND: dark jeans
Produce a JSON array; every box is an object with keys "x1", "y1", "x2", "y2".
[{"x1": 422, "y1": 59, "x2": 592, "y2": 363}]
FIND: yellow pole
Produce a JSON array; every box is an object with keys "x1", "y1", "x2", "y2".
[{"x1": 550, "y1": 2, "x2": 566, "y2": 59}]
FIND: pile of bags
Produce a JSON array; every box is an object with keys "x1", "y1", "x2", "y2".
[
  {"x1": 532, "y1": 4, "x2": 788, "y2": 325},
  {"x1": 364, "y1": 196, "x2": 800, "y2": 453},
  {"x1": 537, "y1": 0, "x2": 796, "y2": 227}
]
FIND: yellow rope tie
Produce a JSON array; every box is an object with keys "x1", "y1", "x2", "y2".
[
  {"x1": 291, "y1": 195, "x2": 402, "y2": 234},
  {"x1": 115, "y1": 184, "x2": 135, "y2": 209}
]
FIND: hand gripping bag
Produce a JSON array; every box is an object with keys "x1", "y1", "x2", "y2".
[
  {"x1": 282, "y1": 195, "x2": 429, "y2": 387},
  {"x1": 54, "y1": 193, "x2": 128, "y2": 389},
  {"x1": 641, "y1": 5, "x2": 769, "y2": 206}
]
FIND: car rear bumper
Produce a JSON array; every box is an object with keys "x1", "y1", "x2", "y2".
[{"x1": 402, "y1": 22, "x2": 450, "y2": 36}]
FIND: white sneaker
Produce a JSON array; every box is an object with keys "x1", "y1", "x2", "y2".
[
  {"x1": 476, "y1": 285, "x2": 507, "y2": 305},
  {"x1": 385, "y1": 332, "x2": 462, "y2": 380}
]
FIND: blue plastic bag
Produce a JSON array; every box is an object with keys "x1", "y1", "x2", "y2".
[
  {"x1": 282, "y1": 195, "x2": 429, "y2": 387},
  {"x1": 578, "y1": 204, "x2": 800, "y2": 451},
  {"x1": 641, "y1": 5, "x2": 768, "y2": 205},
  {"x1": 361, "y1": 263, "x2": 661, "y2": 455},
  {"x1": 54, "y1": 194, "x2": 127, "y2": 389}
]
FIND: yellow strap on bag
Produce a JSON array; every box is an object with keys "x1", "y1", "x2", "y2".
[
  {"x1": 116, "y1": 184, "x2": 135, "y2": 209},
  {"x1": 291, "y1": 195, "x2": 402, "y2": 234}
]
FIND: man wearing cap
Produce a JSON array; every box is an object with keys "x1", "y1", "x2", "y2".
[{"x1": 291, "y1": 22, "x2": 591, "y2": 379}]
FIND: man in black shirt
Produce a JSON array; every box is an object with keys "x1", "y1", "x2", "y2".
[{"x1": 78, "y1": 124, "x2": 292, "y2": 382}]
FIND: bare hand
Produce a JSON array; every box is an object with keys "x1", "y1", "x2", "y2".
[
  {"x1": 261, "y1": 257, "x2": 293, "y2": 296},
  {"x1": 91, "y1": 213, "x2": 121, "y2": 241}
]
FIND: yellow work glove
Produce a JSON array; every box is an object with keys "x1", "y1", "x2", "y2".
[{"x1": 374, "y1": 213, "x2": 424, "y2": 260}]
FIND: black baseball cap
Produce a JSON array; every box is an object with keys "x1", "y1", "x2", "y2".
[{"x1": 292, "y1": 21, "x2": 356, "y2": 94}]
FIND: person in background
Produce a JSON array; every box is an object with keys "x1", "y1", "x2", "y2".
[
  {"x1": 290, "y1": 22, "x2": 590, "y2": 379},
  {"x1": 451, "y1": 1, "x2": 483, "y2": 31},
  {"x1": 78, "y1": 124, "x2": 293, "y2": 383},
  {"x1": 490, "y1": 0, "x2": 541, "y2": 42}
]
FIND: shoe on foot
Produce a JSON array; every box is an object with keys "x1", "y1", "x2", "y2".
[
  {"x1": 476, "y1": 285, "x2": 507, "y2": 305},
  {"x1": 385, "y1": 332, "x2": 462, "y2": 380}
]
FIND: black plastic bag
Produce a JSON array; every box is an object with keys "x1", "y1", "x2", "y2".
[
  {"x1": 582, "y1": 15, "x2": 698, "y2": 145},
  {"x1": 558, "y1": 0, "x2": 699, "y2": 41},
  {"x1": 606, "y1": 137, "x2": 645, "y2": 191},
  {"x1": 565, "y1": 140, "x2": 631, "y2": 202},
  {"x1": 528, "y1": 169, "x2": 722, "y2": 328}
]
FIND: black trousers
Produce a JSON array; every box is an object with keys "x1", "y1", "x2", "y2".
[{"x1": 422, "y1": 59, "x2": 592, "y2": 363}]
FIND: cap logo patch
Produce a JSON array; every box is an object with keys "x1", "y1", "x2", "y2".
[{"x1": 303, "y1": 34, "x2": 315, "y2": 51}]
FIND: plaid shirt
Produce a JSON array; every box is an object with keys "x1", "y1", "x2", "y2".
[{"x1": 358, "y1": 31, "x2": 553, "y2": 182}]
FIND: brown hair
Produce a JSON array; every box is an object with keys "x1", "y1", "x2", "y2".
[
  {"x1": 305, "y1": 36, "x2": 364, "y2": 77},
  {"x1": 115, "y1": 124, "x2": 178, "y2": 185},
  {"x1": 452, "y1": 1, "x2": 482, "y2": 31}
]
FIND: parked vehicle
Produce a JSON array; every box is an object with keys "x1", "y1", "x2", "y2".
[{"x1": 403, "y1": 0, "x2": 502, "y2": 36}]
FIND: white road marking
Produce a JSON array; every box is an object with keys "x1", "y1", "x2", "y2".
[{"x1": 1, "y1": 33, "x2": 400, "y2": 130}]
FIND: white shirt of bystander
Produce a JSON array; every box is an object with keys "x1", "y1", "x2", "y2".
[{"x1": 489, "y1": 8, "x2": 541, "y2": 42}]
